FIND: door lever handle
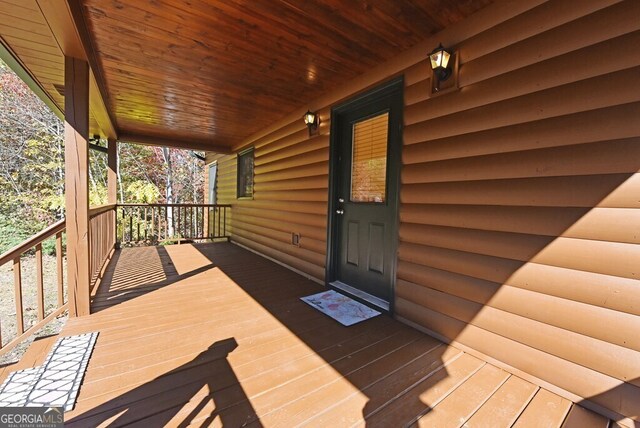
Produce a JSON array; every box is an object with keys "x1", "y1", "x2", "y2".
[{"x1": 336, "y1": 209, "x2": 344, "y2": 215}]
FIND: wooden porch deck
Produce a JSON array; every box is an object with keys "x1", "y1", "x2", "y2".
[{"x1": 49, "y1": 242, "x2": 609, "y2": 427}]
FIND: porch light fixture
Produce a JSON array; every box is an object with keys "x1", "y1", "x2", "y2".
[
  {"x1": 429, "y1": 43, "x2": 452, "y2": 81},
  {"x1": 303, "y1": 110, "x2": 320, "y2": 136}
]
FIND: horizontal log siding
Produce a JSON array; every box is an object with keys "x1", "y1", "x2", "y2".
[
  {"x1": 207, "y1": 1, "x2": 640, "y2": 423},
  {"x1": 398, "y1": 0, "x2": 640, "y2": 424},
  {"x1": 205, "y1": 125, "x2": 329, "y2": 281}
]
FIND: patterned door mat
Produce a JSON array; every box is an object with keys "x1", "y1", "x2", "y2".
[
  {"x1": 301, "y1": 290, "x2": 381, "y2": 326},
  {"x1": 0, "y1": 332, "x2": 98, "y2": 411}
]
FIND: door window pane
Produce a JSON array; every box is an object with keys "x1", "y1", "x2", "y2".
[{"x1": 351, "y1": 113, "x2": 388, "y2": 203}]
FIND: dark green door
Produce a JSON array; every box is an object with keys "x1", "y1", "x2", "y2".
[{"x1": 328, "y1": 79, "x2": 402, "y2": 308}]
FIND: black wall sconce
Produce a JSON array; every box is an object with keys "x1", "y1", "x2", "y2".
[
  {"x1": 428, "y1": 43, "x2": 458, "y2": 95},
  {"x1": 303, "y1": 110, "x2": 320, "y2": 136},
  {"x1": 429, "y1": 44, "x2": 451, "y2": 81}
]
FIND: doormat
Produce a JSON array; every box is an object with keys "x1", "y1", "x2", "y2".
[
  {"x1": 0, "y1": 332, "x2": 98, "y2": 411},
  {"x1": 301, "y1": 290, "x2": 381, "y2": 326}
]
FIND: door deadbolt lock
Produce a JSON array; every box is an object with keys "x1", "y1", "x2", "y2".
[
  {"x1": 338, "y1": 198, "x2": 344, "y2": 203},
  {"x1": 336, "y1": 209, "x2": 344, "y2": 215}
]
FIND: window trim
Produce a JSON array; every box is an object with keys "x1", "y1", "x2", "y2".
[{"x1": 236, "y1": 147, "x2": 255, "y2": 199}]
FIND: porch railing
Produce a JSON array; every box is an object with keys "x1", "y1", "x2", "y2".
[
  {"x1": 117, "y1": 204, "x2": 231, "y2": 246},
  {"x1": 89, "y1": 204, "x2": 117, "y2": 289},
  {"x1": 0, "y1": 203, "x2": 230, "y2": 357},
  {"x1": 0, "y1": 219, "x2": 68, "y2": 357}
]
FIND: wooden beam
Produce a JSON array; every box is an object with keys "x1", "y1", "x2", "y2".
[
  {"x1": 118, "y1": 132, "x2": 233, "y2": 154},
  {"x1": 38, "y1": 0, "x2": 118, "y2": 139},
  {"x1": 0, "y1": 39, "x2": 63, "y2": 120},
  {"x1": 64, "y1": 56, "x2": 91, "y2": 317},
  {"x1": 107, "y1": 138, "x2": 117, "y2": 204}
]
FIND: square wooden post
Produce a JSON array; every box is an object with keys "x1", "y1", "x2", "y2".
[
  {"x1": 107, "y1": 138, "x2": 117, "y2": 204},
  {"x1": 65, "y1": 56, "x2": 91, "y2": 317},
  {"x1": 107, "y1": 138, "x2": 118, "y2": 248}
]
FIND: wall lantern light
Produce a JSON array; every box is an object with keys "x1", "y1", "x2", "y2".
[
  {"x1": 303, "y1": 110, "x2": 320, "y2": 136},
  {"x1": 429, "y1": 43, "x2": 452, "y2": 81}
]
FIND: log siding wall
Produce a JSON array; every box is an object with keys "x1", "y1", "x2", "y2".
[{"x1": 205, "y1": 1, "x2": 640, "y2": 423}]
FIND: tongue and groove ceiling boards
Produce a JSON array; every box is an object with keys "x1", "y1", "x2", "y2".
[{"x1": 0, "y1": 0, "x2": 492, "y2": 149}]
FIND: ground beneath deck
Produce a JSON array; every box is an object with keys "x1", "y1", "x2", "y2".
[{"x1": 54, "y1": 242, "x2": 607, "y2": 427}]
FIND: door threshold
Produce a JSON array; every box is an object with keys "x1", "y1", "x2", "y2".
[{"x1": 329, "y1": 281, "x2": 390, "y2": 312}]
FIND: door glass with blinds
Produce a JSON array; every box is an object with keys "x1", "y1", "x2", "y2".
[{"x1": 350, "y1": 112, "x2": 389, "y2": 203}]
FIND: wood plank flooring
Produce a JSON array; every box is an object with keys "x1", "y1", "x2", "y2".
[{"x1": 49, "y1": 242, "x2": 611, "y2": 427}]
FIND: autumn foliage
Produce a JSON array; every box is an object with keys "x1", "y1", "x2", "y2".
[{"x1": 0, "y1": 59, "x2": 204, "y2": 252}]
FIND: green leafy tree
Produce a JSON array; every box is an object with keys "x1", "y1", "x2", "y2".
[{"x1": 0, "y1": 59, "x2": 205, "y2": 253}]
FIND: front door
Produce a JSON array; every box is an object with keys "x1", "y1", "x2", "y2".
[{"x1": 327, "y1": 78, "x2": 403, "y2": 309}]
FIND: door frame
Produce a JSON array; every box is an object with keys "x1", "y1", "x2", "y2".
[{"x1": 325, "y1": 76, "x2": 404, "y2": 313}]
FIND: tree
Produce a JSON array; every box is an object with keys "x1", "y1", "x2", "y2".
[
  {"x1": 0, "y1": 59, "x2": 64, "y2": 236},
  {"x1": 0, "y1": 58, "x2": 205, "y2": 252}
]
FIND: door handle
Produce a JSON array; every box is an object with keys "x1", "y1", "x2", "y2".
[{"x1": 336, "y1": 209, "x2": 344, "y2": 215}]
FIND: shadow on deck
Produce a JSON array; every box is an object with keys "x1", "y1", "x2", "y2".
[{"x1": 59, "y1": 242, "x2": 608, "y2": 427}]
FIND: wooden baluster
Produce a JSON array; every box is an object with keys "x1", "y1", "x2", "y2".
[
  {"x1": 35, "y1": 243, "x2": 45, "y2": 321},
  {"x1": 121, "y1": 207, "x2": 126, "y2": 244},
  {"x1": 56, "y1": 232, "x2": 64, "y2": 307},
  {"x1": 176, "y1": 206, "x2": 181, "y2": 243},
  {"x1": 200, "y1": 206, "x2": 204, "y2": 239},
  {"x1": 161, "y1": 206, "x2": 164, "y2": 241},
  {"x1": 207, "y1": 207, "x2": 216, "y2": 239},
  {"x1": 151, "y1": 206, "x2": 156, "y2": 243},
  {"x1": 136, "y1": 207, "x2": 141, "y2": 243},
  {"x1": 144, "y1": 207, "x2": 148, "y2": 242},
  {"x1": 129, "y1": 209, "x2": 133, "y2": 244},
  {"x1": 165, "y1": 206, "x2": 169, "y2": 241},
  {"x1": 223, "y1": 206, "x2": 227, "y2": 238},
  {"x1": 216, "y1": 206, "x2": 219, "y2": 238},
  {"x1": 13, "y1": 258, "x2": 24, "y2": 334}
]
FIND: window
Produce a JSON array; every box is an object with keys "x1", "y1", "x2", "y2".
[
  {"x1": 237, "y1": 148, "x2": 254, "y2": 198},
  {"x1": 351, "y1": 112, "x2": 389, "y2": 203}
]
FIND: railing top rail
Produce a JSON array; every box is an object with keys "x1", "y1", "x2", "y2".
[
  {"x1": 0, "y1": 219, "x2": 66, "y2": 266},
  {"x1": 89, "y1": 203, "x2": 117, "y2": 218},
  {"x1": 117, "y1": 203, "x2": 232, "y2": 208}
]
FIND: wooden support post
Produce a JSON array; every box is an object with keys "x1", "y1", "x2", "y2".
[
  {"x1": 108, "y1": 138, "x2": 117, "y2": 247},
  {"x1": 107, "y1": 138, "x2": 117, "y2": 204},
  {"x1": 64, "y1": 56, "x2": 91, "y2": 317}
]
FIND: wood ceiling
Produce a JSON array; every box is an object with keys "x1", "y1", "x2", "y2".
[
  {"x1": 79, "y1": 0, "x2": 492, "y2": 149},
  {"x1": 1, "y1": 0, "x2": 493, "y2": 150}
]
